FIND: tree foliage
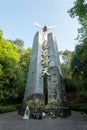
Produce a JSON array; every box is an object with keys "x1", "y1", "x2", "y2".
[
  {"x1": 59, "y1": 50, "x2": 75, "y2": 101},
  {"x1": 9, "y1": 38, "x2": 24, "y2": 50},
  {"x1": 68, "y1": 1, "x2": 87, "y2": 102},
  {"x1": 0, "y1": 29, "x2": 32, "y2": 104},
  {"x1": 68, "y1": 0, "x2": 87, "y2": 41},
  {"x1": 59, "y1": 50, "x2": 72, "y2": 79},
  {"x1": 71, "y1": 39, "x2": 87, "y2": 88}
]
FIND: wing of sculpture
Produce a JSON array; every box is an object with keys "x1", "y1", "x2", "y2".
[
  {"x1": 47, "y1": 25, "x2": 56, "y2": 29},
  {"x1": 33, "y1": 22, "x2": 43, "y2": 29}
]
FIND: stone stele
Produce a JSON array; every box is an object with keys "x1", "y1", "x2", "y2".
[{"x1": 23, "y1": 31, "x2": 66, "y2": 106}]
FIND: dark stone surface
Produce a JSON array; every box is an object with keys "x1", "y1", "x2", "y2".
[{"x1": 18, "y1": 106, "x2": 26, "y2": 116}]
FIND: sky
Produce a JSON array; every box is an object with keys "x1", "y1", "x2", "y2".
[{"x1": 0, "y1": 0, "x2": 80, "y2": 51}]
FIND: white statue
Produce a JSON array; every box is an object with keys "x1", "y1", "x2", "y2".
[
  {"x1": 33, "y1": 22, "x2": 56, "y2": 33},
  {"x1": 23, "y1": 106, "x2": 30, "y2": 119},
  {"x1": 33, "y1": 22, "x2": 56, "y2": 41}
]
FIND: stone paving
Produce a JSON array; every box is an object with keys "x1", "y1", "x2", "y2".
[{"x1": 0, "y1": 111, "x2": 87, "y2": 130}]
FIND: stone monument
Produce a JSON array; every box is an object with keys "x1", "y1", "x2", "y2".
[{"x1": 23, "y1": 23, "x2": 66, "y2": 106}]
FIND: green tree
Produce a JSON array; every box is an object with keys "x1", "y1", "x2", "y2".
[
  {"x1": 19, "y1": 47, "x2": 32, "y2": 75},
  {"x1": 59, "y1": 50, "x2": 72, "y2": 79},
  {"x1": 9, "y1": 38, "x2": 24, "y2": 50},
  {"x1": 59, "y1": 50, "x2": 76, "y2": 102},
  {"x1": 68, "y1": 0, "x2": 87, "y2": 102},
  {"x1": 70, "y1": 39, "x2": 87, "y2": 102},
  {"x1": 0, "y1": 29, "x2": 32, "y2": 104},
  {"x1": 0, "y1": 30, "x2": 21, "y2": 103},
  {"x1": 71, "y1": 39, "x2": 87, "y2": 88},
  {"x1": 18, "y1": 47, "x2": 32, "y2": 94},
  {"x1": 68, "y1": 0, "x2": 87, "y2": 41}
]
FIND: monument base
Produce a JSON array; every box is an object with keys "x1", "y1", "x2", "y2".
[
  {"x1": 29, "y1": 107, "x2": 71, "y2": 119},
  {"x1": 23, "y1": 94, "x2": 45, "y2": 108},
  {"x1": 20, "y1": 99, "x2": 71, "y2": 118}
]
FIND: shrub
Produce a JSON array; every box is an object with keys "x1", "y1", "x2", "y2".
[
  {"x1": 69, "y1": 103, "x2": 87, "y2": 114},
  {"x1": 0, "y1": 105, "x2": 17, "y2": 113}
]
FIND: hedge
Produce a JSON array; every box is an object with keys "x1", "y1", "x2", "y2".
[
  {"x1": 69, "y1": 103, "x2": 87, "y2": 114},
  {"x1": 0, "y1": 105, "x2": 18, "y2": 113}
]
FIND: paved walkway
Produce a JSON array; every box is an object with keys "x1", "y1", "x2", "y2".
[{"x1": 0, "y1": 111, "x2": 87, "y2": 130}]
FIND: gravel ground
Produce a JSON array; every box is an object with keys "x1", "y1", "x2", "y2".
[{"x1": 0, "y1": 111, "x2": 87, "y2": 130}]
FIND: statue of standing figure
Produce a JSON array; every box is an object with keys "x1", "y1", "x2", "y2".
[{"x1": 23, "y1": 106, "x2": 30, "y2": 119}]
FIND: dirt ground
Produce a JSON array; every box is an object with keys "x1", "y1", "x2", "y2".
[{"x1": 0, "y1": 111, "x2": 87, "y2": 130}]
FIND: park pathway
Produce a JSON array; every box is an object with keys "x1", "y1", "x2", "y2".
[{"x1": 0, "y1": 111, "x2": 87, "y2": 130}]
